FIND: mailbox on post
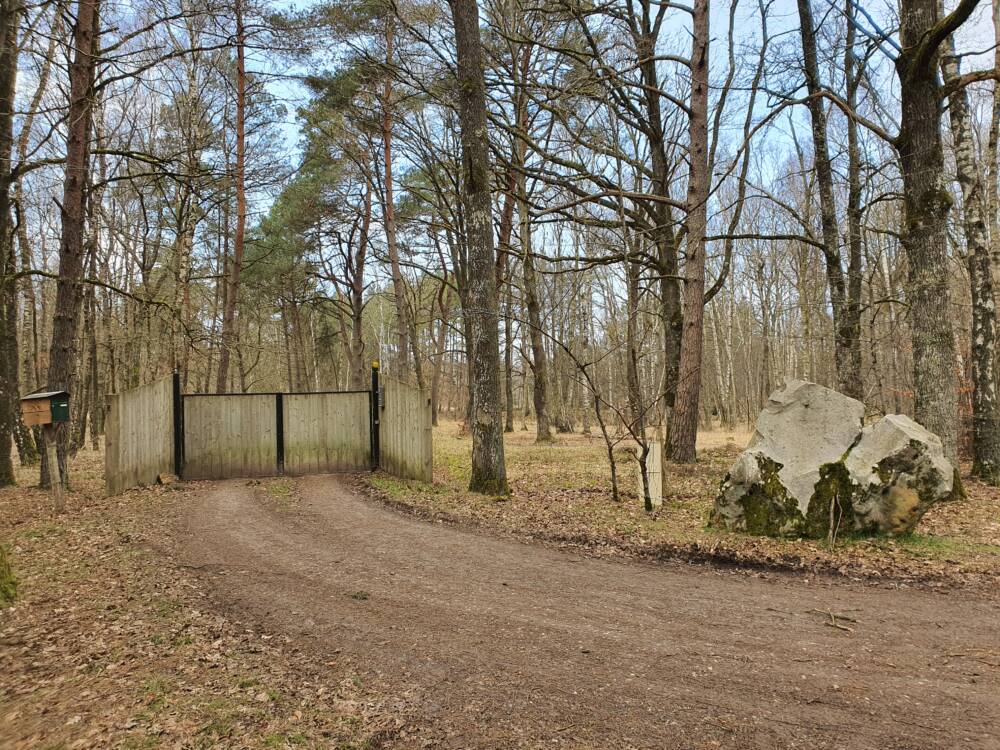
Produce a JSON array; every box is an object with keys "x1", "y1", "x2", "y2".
[
  {"x1": 20, "y1": 390, "x2": 70, "y2": 427},
  {"x1": 20, "y1": 390, "x2": 70, "y2": 512}
]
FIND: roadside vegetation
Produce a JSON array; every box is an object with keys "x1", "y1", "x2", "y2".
[{"x1": 362, "y1": 422, "x2": 1000, "y2": 588}]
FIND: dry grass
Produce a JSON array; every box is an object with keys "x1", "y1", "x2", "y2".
[{"x1": 362, "y1": 420, "x2": 1000, "y2": 589}]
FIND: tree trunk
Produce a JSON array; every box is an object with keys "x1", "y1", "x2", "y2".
[
  {"x1": 448, "y1": 0, "x2": 508, "y2": 494},
  {"x1": 893, "y1": 0, "x2": 973, "y2": 465},
  {"x1": 381, "y1": 18, "x2": 416, "y2": 382},
  {"x1": 520, "y1": 175, "x2": 553, "y2": 443},
  {"x1": 41, "y1": 0, "x2": 100, "y2": 489},
  {"x1": 637, "y1": 28, "x2": 683, "y2": 446},
  {"x1": 796, "y1": 0, "x2": 862, "y2": 399},
  {"x1": 941, "y1": 37, "x2": 1000, "y2": 482},
  {"x1": 843, "y1": 0, "x2": 865, "y2": 402},
  {"x1": 216, "y1": 0, "x2": 247, "y2": 393},
  {"x1": 666, "y1": 0, "x2": 710, "y2": 463},
  {"x1": 0, "y1": 0, "x2": 22, "y2": 486}
]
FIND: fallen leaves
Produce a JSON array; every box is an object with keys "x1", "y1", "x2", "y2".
[{"x1": 0, "y1": 449, "x2": 390, "y2": 749}]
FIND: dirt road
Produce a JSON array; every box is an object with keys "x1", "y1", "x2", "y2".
[{"x1": 179, "y1": 475, "x2": 1000, "y2": 749}]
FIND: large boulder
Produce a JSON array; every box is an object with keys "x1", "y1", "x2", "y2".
[{"x1": 711, "y1": 381, "x2": 962, "y2": 538}]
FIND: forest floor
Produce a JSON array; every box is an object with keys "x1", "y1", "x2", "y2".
[
  {"x1": 2, "y1": 425, "x2": 999, "y2": 748},
  {"x1": 0, "y1": 452, "x2": 394, "y2": 749},
  {"x1": 361, "y1": 421, "x2": 1000, "y2": 590}
]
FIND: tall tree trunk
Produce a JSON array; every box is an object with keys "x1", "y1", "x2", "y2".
[
  {"x1": 216, "y1": 0, "x2": 247, "y2": 393},
  {"x1": 520, "y1": 175, "x2": 553, "y2": 443},
  {"x1": 795, "y1": 0, "x2": 862, "y2": 399},
  {"x1": 448, "y1": 0, "x2": 508, "y2": 494},
  {"x1": 637, "y1": 27, "x2": 683, "y2": 446},
  {"x1": 989, "y1": 0, "x2": 1000, "y2": 272},
  {"x1": 381, "y1": 18, "x2": 414, "y2": 381},
  {"x1": 941, "y1": 36, "x2": 1000, "y2": 482},
  {"x1": 348, "y1": 181, "x2": 372, "y2": 390},
  {"x1": 893, "y1": 0, "x2": 976, "y2": 465},
  {"x1": 41, "y1": 0, "x2": 100, "y2": 489},
  {"x1": 666, "y1": 0, "x2": 710, "y2": 462},
  {"x1": 843, "y1": 0, "x2": 865, "y2": 400},
  {"x1": 0, "y1": 0, "x2": 22, "y2": 486}
]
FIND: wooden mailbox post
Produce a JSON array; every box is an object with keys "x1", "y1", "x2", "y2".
[{"x1": 20, "y1": 390, "x2": 70, "y2": 511}]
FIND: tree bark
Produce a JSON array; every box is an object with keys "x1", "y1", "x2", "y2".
[
  {"x1": 448, "y1": 0, "x2": 508, "y2": 494},
  {"x1": 0, "y1": 0, "x2": 22, "y2": 486},
  {"x1": 216, "y1": 0, "x2": 247, "y2": 393},
  {"x1": 893, "y1": 0, "x2": 972, "y2": 464},
  {"x1": 41, "y1": 0, "x2": 100, "y2": 489},
  {"x1": 795, "y1": 0, "x2": 862, "y2": 399},
  {"x1": 520, "y1": 183, "x2": 553, "y2": 445},
  {"x1": 666, "y1": 0, "x2": 710, "y2": 462},
  {"x1": 941, "y1": 37, "x2": 1000, "y2": 482},
  {"x1": 843, "y1": 0, "x2": 865, "y2": 401}
]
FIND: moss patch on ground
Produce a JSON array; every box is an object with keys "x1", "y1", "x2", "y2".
[{"x1": 0, "y1": 544, "x2": 16, "y2": 604}]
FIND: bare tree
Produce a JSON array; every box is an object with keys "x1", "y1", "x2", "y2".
[{"x1": 447, "y1": 0, "x2": 508, "y2": 494}]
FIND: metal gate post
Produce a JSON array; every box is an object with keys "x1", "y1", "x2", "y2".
[
  {"x1": 172, "y1": 371, "x2": 184, "y2": 478},
  {"x1": 276, "y1": 393, "x2": 285, "y2": 475},
  {"x1": 370, "y1": 361, "x2": 380, "y2": 470}
]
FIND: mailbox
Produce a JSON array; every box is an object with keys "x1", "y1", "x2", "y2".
[{"x1": 20, "y1": 391, "x2": 70, "y2": 427}]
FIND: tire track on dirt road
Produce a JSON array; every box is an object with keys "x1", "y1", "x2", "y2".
[{"x1": 180, "y1": 474, "x2": 1000, "y2": 749}]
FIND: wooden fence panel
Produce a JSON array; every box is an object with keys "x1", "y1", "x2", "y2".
[
  {"x1": 105, "y1": 377, "x2": 173, "y2": 495},
  {"x1": 182, "y1": 395, "x2": 277, "y2": 479},
  {"x1": 380, "y1": 380, "x2": 432, "y2": 481},
  {"x1": 284, "y1": 392, "x2": 370, "y2": 474}
]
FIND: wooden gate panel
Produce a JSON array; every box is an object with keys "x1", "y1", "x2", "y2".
[
  {"x1": 380, "y1": 380, "x2": 432, "y2": 481},
  {"x1": 105, "y1": 376, "x2": 173, "y2": 495},
  {"x1": 283, "y1": 392, "x2": 370, "y2": 474},
  {"x1": 183, "y1": 395, "x2": 277, "y2": 479}
]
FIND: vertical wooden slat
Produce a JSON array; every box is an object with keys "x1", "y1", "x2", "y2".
[
  {"x1": 181, "y1": 395, "x2": 277, "y2": 480},
  {"x1": 379, "y1": 379, "x2": 432, "y2": 481},
  {"x1": 283, "y1": 393, "x2": 369, "y2": 474},
  {"x1": 104, "y1": 377, "x2": 173, "y2": 495}
]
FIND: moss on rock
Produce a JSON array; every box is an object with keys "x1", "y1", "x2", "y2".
[
  {"x1": 0, "y1": 546, "x2": 17, "y2": 606},
  {"x1": 802, "y1": 461, "x2": 857, "y2": 539},
  {"x1": 711, "y1": 456, "x2": 810, "y2": 537}
]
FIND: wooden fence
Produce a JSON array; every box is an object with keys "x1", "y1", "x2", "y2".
[
  {"x1": 105, "y1": 377, "x2": 173, "y2": 495},
  {"x1": 182, "y1": 394, "x2": 277, "y2": 480},
  {"x1": 380, "y1": 379, "x2": 433, "y2": 482},
  {"x1": 105, "y1": 372, "x2": 433, "y2": 494},
  {"x1": 284, "y1": 392, "x2": 370, "y2": 474}
]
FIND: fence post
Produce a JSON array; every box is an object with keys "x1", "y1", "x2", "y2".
[
  {"x1": 275, "y1": 393, "x2": 285, "y2": 475},
  {"x1": 370, "y1": 362, "x2": 380, "y2": 470},
  {"x1": 172, "y1": 371, "x2": 184, "y2": 478}
]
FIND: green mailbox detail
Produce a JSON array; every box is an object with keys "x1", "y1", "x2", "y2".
[{"x1": 50, "y1": 396, "x2": 70, "y2": 423}]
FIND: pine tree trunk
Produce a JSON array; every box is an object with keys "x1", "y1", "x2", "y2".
[
  {"x1": 41, "y1": 0, "x2": 100, "y2": 489},
  {"x1": 448, "y1": 0, "x2": 508, "y2": 494},
  {"x1": 381, "y1": 19, "x2": 415, "y2": 382},
  {"x1": 216, "y1": 0, "x2": 246, "y2": 393}
]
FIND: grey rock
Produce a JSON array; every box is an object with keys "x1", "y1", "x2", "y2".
[{"x1": 712, "y1": 381, "x2": 962, "y2": 538}]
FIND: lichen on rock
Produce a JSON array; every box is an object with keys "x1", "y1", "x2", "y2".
[{"x1": 712, "y1": 382, "x2": 961, "y2": 539}]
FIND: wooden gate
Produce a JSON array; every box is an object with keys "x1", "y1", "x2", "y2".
[{"x1": 105, "y1": 370, "x2": 432, "y2": 493}]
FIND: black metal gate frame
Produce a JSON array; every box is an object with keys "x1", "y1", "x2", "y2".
[{"x1": 171, "y1": 364, "x2": 382, "y2": 479}]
